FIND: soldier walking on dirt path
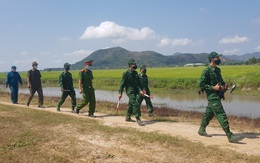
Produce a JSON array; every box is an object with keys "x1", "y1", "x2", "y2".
[
  {"x1": 75, "y1": 60, "x2": 96, "y2": 117},
  {"x1": 26, "y1": 61, "x2": 45, "y2": 108},
  {"x1": 57, "y1": 63, "x2": 76, "y2": 112},
  {"x1": 137, "y1": 65, "x2": 154, "y2": 117},
  {"x1": 118, "y1": 59, "x2": 146, "y2": 126},
  {"x1": 198, "y1": 52, "x2": 241, "y2": 143}
]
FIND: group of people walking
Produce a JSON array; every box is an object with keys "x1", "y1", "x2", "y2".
[{"x1": 4, "y1": 52, "x2": 241, "y2": 143}]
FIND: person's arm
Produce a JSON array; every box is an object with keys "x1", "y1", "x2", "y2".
[
  {"x1": 58, "y1": 73, "x2": 64, "y2": 91},
  {"x1": 118, "y1": 72, "x2": 127, "y2": 100},
  {"x1": 5, "y1": 72, "x2": 9, "y2": 88},
  {"x1": 18, "y1": 73, "x2": 22, "y2": 85},
  {"x1": 78, "y1": 71, "x2": 83, "y2": 94},
  {"x1": 27, "y1": 71, "x2": 31, "y2": 88},
  {"x1": 199, "y1": 69, "x2": 214, "y2": 92},
  {"x1": 137, "y1": 73, "x2": 146, "y2": 95}
]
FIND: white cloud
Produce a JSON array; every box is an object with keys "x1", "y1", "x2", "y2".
[
  {"x1": 157, "y1": 38, "x2": 192, "y2": 47},
  {"x1": 256, "y1": 45, "x2": 260, "y2": 50},
  {"x1": 172, "y1": 38, "x2": 192, "y2": 46},
  {"x1": 64, "y1": 50, "x2": 93, "y2": 57},
  {"x1": 157, "y1": 38, "x2": 171, "y2": 47},
  {"x1": 79, "y1": 21, "x2": 155, "y2": 41},
  {"x1": 219, "y1": 35, "x2": 249, "y2": 44},
  {"x1": 223, "y1": 49, "x2": 240, "y2": 54}
]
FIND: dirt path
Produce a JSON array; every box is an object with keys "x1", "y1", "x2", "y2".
[{"x1": 1, "y1": 101, "x2": 259, "y2": 156}]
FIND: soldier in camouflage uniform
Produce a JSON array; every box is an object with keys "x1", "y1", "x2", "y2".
[
  {"x1": 138, "y1": 65, "x2": 154, "y2": 117},
  {"x1": 27, "y1": 61, "x2": 45, "y2": 108},
  {"x1": 57, "y1": 63, "x2": 76, "y2": 112},
  {"x1": 75, "y1": 60, "x2": 96, "y2": 117},
  {"x1": 118, "y1": 59, "x2": 146, "y2": 126},
  {"x1": 198, "y1": 52, "x2": 241, "y2": 143}
]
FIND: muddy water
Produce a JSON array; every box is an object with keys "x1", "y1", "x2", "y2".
[{"x1": 3, "y1": 86, "x2": 260, "y2": 118}]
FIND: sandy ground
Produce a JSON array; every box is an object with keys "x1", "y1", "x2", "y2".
[{"x1": 1, "y1": 101, "x2": 259, "y2": 156}]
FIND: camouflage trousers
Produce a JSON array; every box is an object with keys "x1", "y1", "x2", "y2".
[
  {"x1": 200, "y1": 99, "x2": 232, "y2": 136},
  {"x1": 138, "y1": 93, "x2": 153, "y2": 113},
  {"x1": 126, "y1": 93, "x2": 141, "y2": 119},
  {"x1": 57, "y1": 89, "x2": 76, "y2": 109},
  {"x1": 27, "y1": 87, "x2": 44, "y2": 106}
]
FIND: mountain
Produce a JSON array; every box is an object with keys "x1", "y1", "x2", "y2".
[
  {"x1": 69, "y1": 47, "x2": 238, "y2": 70},
  {"x1": 45, "y1": 47, "x2": 259, "y2": 71},
  {"x1": 224, "y1": 52, "x2": 260, "y2": 61}
]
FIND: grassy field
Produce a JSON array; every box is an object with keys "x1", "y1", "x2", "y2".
[{"x1": 1, "y1": 65, "x2": 260, "y2": 94}]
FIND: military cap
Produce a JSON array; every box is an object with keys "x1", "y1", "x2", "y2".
[
  {"x1": 128, "y1": 59, "x2": 136, "y2": 66},
  {"x1": 85, "y1": 59, "x2": 93, "y2": 66},
  {"x1": 64, "y1": 63, "x2": 71, "y2": 68},
  {"x1": 208, "y1": 52, "x2": 222, "y2": 60},
  {"x1": 11, "y1": 66, "x2": 17, "y2": 69},
  {"x1": 32, "y1": 61, "x2": 38, "y2": 66},
  {"x1": 140, "y1": 65, "x2": 146, "y2": 70}
]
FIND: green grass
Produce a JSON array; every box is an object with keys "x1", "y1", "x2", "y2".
[{"x1": 1, "y1": 65, "x2": 260, "y2": 93}]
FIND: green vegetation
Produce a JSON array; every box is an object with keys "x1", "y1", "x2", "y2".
[
  {"x1": 245, "y1": 57, "x2": 260, "y2": 65},
  {"x1": 1, "y1": 65, "x2": 260, "y2": 94}
]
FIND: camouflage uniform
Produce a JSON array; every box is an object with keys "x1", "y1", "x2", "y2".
[
  {"x1": 27, "y1": 62, "x2": 44, "y2": 107},
  {"x1": 57, "y1": 63, "x2": 76, "y2": 112},
  {"x1": 138, "y1": 69, "x2": 153, "y2": 115},
  {"x1": 76, "y1": 67, "x2": 96, "y2": 116},
  {"x1": 199, "y1": 52, "x2": 240, "y2": 142},
  {"x1": 118, "y1": 60, "x2": 144, "y2": 122}
]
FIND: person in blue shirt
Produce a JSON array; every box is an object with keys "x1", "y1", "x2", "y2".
[{"x1": 5, "y1": 66, "x2": 23, "y2": 104}]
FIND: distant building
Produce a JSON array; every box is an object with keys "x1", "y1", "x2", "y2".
[{"x1": 184, "y1": 63, "x2": 205, "y2": 67}]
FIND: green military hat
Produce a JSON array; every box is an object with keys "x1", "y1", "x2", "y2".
[
  {"x1": 128, "y1": 59, "x2": 136, "y2": 66},
  {"x1": 140, "y1": 65, "x2": 146, "y2": 70},
  {"x1": 208, "y1": 52, "x2": 222, "y2": 61},
  {"x1": 64, "y1": 63, "x2": 71, "y2": 68}
]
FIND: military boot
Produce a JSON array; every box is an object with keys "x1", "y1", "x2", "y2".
[
  {"x1": 136, "y1": 118, "x2": 145, "y2": 126},
  {"x1": 198, "y1": 127, "x2": 212, "y2": 137},
  {"x1": 125, "y1": 116, "x2": 135, "y2": 122},
  {"x1": 228, "y1": 133, "x2": 242, "y2": 143},
  {"x1": 71, "y1": 107, "x2": 75, "y2": 113},
  {"x1": 57, "y1": 107, "x2": 60, "y2": 111}
]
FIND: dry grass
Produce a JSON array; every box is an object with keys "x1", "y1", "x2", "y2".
[{"x1": 0, "y1": 91, "x2": 260, "y2": 162}]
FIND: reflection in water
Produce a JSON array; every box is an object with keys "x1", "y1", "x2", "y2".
[{"x1": 2, "y1": 86, "x2": 260, "y2": 118}]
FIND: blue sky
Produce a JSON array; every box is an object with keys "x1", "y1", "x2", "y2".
[{"x1": 1, "y1": 0, "x2": 260, "y2": 72}]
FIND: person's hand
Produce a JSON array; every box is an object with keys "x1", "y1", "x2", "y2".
[
  {"x1": 5, "y1": 84, "x2": 8, "y2": 88},
  {"x1": 27, "y1": 84, "x2": 30, "y2": 88},
  {"x1": 212, "y1": 84, "x2": 220, "y2": 91},
  {"x1": 61, "y1": 88, "x2": 64, "y2": 92},
  {"x1": 79, "y1": 89, "x2": 82, "y2": 94},
  {"x1": 221, "y1": 84, "x2": 228, "y2": 92},
  {"x1": 118, "y1": 94, "x2": 122, "y2": 100}
]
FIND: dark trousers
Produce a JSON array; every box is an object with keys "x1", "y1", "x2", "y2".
[
  {"x1": 9, "y1": 85, "x2": 19, "y2": 103},
  {"x1": 27, "y1": 87, "x2": 44, "y2": 106}
]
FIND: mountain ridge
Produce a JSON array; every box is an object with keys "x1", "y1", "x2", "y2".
[{"x1": 45, "y1": 47, "x2": 260, "y2": 70}]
